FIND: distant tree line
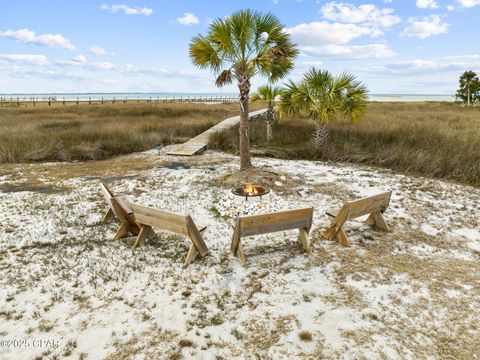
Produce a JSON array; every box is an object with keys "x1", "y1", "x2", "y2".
[{"x1": 456, "y1": 70, "x2": 480, "y2": 106}]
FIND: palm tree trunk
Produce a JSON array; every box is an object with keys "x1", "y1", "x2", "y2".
[
  {"x1": 266, "y1": 123, "x2": 273, "y2": 143},
  {"x1": 238, "y1": 76, "x2": 252, "y2": 170},
  {"x1": 266, "y1": 104, "x2": 274, "y2": 143}
]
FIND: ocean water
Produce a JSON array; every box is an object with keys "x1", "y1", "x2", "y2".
[
  {"x1": 368, "y1": 94, "x2": 454, "y2": 102},
  {"x1": 0, "y1": 92, "x2": 455, "y2": 102}
]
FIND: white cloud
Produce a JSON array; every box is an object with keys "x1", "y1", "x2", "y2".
[
  {"x1": 456, "y1": 0, "x2": 480, "y2": 7},
  {"x1": 348, "y1": 53, "x2": 480, "y2": 93},
  {"x1": 100, "y1": 4, "x2": 153, "y2": 15},
  {"x1": 56, "y1": 57, "x2": 115, "y2": 71},
  {"x1": 286, "y1": 21, "x2": 395, "y2": 59},
  {"x1": 118, "y1": 64, "x2": 202, "y2": 79},
  {"x1": 301, "y1": 43, "x2": 396, "y2": 59},
  {"x1": 447, "y1": 5, "x2": 456, "y2": 10},
  {"x1": 3, "y1": 66, "x2": 115, "y2": 84},
  {"x1": 381, "y1": 54, "x2": 480, "y2": 75},
  {"x1": 321, "y1": 2, "x2": 401, "y2": 28},
  {"x1": 3, "y1": 67, "x2": 55, "y2": 78},
  {"x1": 176, "y1": 13, "x2": 200, "y2": 25},
  {"x1": 0, "y1": 54, "x2": 49, "y2": 66},
  {"x1": 416, "y1": 0, "x2": 439, "y2": 9},
  {"x1": 89, "y1": 46, "x2": 115, "y2": 56},
  {"x1": 401, "y1": 15, "x2": 449, "y2": 39},
  {"x1": 296, "y1": 60, "x2": 324, "y2": 68},
  {"x1": 0, "y1": 28, "x2": 75, "y2": 51},
  {"x1": 287, "y1": 21, "x2": 383, "y2": 45},
  {"x1": 72, "y1": 54, "x2": 87, "y2": 63},
  {"x1": 383, "y1": 54, "x2": 480, "y2": 76}
]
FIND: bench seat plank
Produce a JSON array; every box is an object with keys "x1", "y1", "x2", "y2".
[
  {"x1": 231, "y1": 207, "x2": 314, "y2": 266},
  {"x1": 132, "y1": 203, "x2": 209, "y2": 267}
]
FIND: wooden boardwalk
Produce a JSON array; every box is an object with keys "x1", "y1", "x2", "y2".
[{"x1": 167, "y1": 108, "x2": 267, "y2": 156}]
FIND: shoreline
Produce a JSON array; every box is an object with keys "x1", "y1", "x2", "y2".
[{"x1": 0, "y1": 93, "x2": 456, "y2": 103}]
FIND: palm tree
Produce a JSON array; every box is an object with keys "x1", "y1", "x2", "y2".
[
  {"x1": 250, "y1": 85, "x2": 283, "y2": 143},
  {"x1": 189, "y1": 9, "x2": 298, "y2": 170},
  {"x1": 457, "y1": 70, "x2": 480, "y2": 106},
  {"x1": 279, "y1": 68, "x2": 368, "y2": 124}
]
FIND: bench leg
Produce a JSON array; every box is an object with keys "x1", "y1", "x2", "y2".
[
  {"x1": 130, "y1": 221, "x2": 141, "y2": 236},
  {"x1": 323, "y1": 225, "x2": 337, "y2": 240},
  {"x1": 298, "y1": 228, "x2": 312, "y2": 255},
  {"x1": 365, "y1": 213, "x2": 376, "y2": 226},
  {"x1": 372, "y1": 211, "x2": 390, "y2": 231},
  {"x1": 237, "y1": 242, "x2": 246, "y2": 266},
  {"x1": 132, "y1": 225, "x2": 153, "y2": 248},
  {"x1": 102, "y1": 208, "x2": 115, "y2": 223},
  {"x1": 184, "y1": 244, "x2": 199, "y2": 267},
  {"x1": 113, "y1": 222, "x2": 128, "y2": 240},
  {"x1": 231, "y1": 222, "x2": 241, "y2": 256},
  {"x1": 335, "y1": 228, "x2": 351, "y2": 246},
  {"x1": 147, "y1": 227, "x2": 156, "y2": 240}
]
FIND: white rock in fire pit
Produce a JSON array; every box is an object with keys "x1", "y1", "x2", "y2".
[{"x1": 214, "y1": 189, "x2": 289, "y2": 218}]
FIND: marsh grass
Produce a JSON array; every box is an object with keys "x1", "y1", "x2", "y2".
[
  {"x1": 210, "y1": 102, "x2": 480, "y2": 186},
  {"x1": 3, "y1": 101, "x2": 479, "y2": 185},
  {"x1": 0, "y1": 102, "x2": 246, "y2": 163}
]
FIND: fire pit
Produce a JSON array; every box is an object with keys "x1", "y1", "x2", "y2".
[
  {"x1": 214, "y1": 183, "x2": 283, "y2": 218},
  {"x1": 231, "y1": 183, "x2": 270, "y2": 201}
]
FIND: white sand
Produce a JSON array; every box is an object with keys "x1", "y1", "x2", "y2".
[{"x1": 0, "y1": 148, "x2": 479, "y2": 359}]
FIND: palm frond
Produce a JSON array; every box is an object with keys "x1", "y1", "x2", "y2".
[
  {"x1": 215, "y1": 69, "x2": 233, "y2": 87},
  {"x1": 189, "y1": 35, "x2": 223, "y2": 72},
  {"x1": 279, "y1": 67, "x2": 368, "y2": 124},
  {"x1": 190, "y1": 9, "x2": 298, "y2": 91},
  {"x1": 251, "y1": 84, "x2": 284, "y2": 103}
]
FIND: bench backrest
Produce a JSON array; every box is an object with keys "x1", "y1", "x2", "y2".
[
  {"x1": 100, "y1": 183, "x2": 114, "y2": 205},
  {"x1": 110, "y1": 196, "x2": 134, "y2": 224},
  {"x1": 132, "y1": 203, "x2": 209, "y2": 256},
  {"x1": 342, "y1": 191, "x2": 392, "y2": 220},
  {"x1": 132, "y1": 203, "x2": 190, "y2": 236},
  {"x1": 238, "y1": 207, "x2": 314, "y2": 237}
]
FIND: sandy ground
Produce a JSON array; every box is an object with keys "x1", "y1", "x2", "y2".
[{"x1": 0, "y1": 147, "x2": 479, "y2": 360}]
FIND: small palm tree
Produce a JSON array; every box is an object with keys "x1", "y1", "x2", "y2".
[
  {"x1": 250, "y1": 85, "x2": 283, "y2": 143},
  {"x1": 189, "y1": 9, "x2": 298, "y2": 170},
  {"x1": 279, "y1": 68, "x2": 368, "y2": 125},
  {"x1": 457, "y1": 70, "x2": 480, "y2": 106}
]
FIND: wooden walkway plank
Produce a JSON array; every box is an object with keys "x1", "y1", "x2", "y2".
[{"x1": 167, "y1": 108, "x2": 267, "y2": 156}]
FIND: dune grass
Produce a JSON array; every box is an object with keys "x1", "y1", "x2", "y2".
[
  {"x1": 0, "y1": 102, "x2": 248, "y2": 163},
  {"x1": 209, "y1": 102, "x2": 480, "y2": 186},
  {"x1": 1, "y1": 101, "x2": 479, "y2": 186}
]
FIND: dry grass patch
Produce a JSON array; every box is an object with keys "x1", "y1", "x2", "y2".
[
  {"x1": 241, "y1": 314, "x2": 296, "y2": 352},
  {"x1": 0, "y1": 153, "x2": 165, "y2": 185},
  {"x1": 310, "y1": 226, "x2": 480, "y2": 359},
  {"x1": 298, "y1": 330, "x2": 313, "y2": 342},
  {"x1": 178, "y1": 338, "x2": 194, "y2": 347}
]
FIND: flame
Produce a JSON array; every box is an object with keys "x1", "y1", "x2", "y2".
[{"x1": 243, "y1": 182, "x2": 259, "y2": 196}]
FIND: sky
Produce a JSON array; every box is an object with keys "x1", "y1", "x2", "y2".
[{"x1": 1, "y1": 0, "x2": 480, "y2": 95}]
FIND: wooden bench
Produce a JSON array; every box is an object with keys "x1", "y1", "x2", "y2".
[
  {"x1": 230, "y1": 207, "x2": 314, "y2": 266},
  {"x1": 100, "y1": 183, "x2": 118, "y2": 223},
  {"x1": 110, "y1": 197, "x2": 141, "y2": 240},
  {"x1": 132, "y1": 204, "x2": 209, "y2": 267},
  {"x1": 323, "y1": 191, "x2": 392, "y2": 246},
  {"x1": 100, "y1": 183, "x2": 140, "y2": 240}
]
